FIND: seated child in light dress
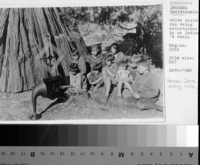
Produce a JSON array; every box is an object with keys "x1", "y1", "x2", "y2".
[
  {"x1": 87, "y1": 62, "x2": 103, "y2": 94},
  {"x1": 67, "y1": 63, "x2": 87, "y2": 95},
  {"x1": 115, "y1": 61, "x2": 134, "y2": 98}
]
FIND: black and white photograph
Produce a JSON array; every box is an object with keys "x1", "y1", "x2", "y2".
[{"x1": 0, "y1": 5, "x2": 164, "y2": 121}]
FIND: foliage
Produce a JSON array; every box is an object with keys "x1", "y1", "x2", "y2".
[
  {"x1": 61, "y1": 5, "x2": 162, "y2": 29},
  {"x1": 60, "y1": 5, "x2": 163, "y2": 59}
]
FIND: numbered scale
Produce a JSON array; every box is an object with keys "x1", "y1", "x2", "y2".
[{"x1": 0, "y1": 147, "x2": 198, "y2": 165}]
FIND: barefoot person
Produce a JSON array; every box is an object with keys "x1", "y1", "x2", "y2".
[
  {"x1": 115, "y1": 61, "x2": 134, "y2": 98},
  {"x1": 124, "y1": 59, "x2": 163, "y2": 111},
  {"x1": 31, "y1": 75, "x2": 70, "y2": 120},
  {"x1": 121, "y1": 55, "x2": 144, "y2": 98},
  {"x1": 102, "y1": 54, "x2": 118, "y2": 102},
  {"x1": 101, "y1": 43, "x2": 125, "y2": 100},
  {"x1": 87, "y1": 62, "x2": 103, "y2": 94},
  {"x1": 127, "y1": 55, "x2": 143, "y2": 79}
]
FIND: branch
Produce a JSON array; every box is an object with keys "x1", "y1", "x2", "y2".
[
  {"x1": 109, "y1": 24, "x2": 124, "y2": 37},
  {"x1": 117, "y1": 23, "x2": 137, "y2": 30}
]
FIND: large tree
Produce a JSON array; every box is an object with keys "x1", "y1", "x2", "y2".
[{"x1": 0, "y1": 8, "x2": 88, "y2": 93}]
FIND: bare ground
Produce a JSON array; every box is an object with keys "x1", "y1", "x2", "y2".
[
  {"x1": 0, "y1": 69, "x2": 164, "y2": 121},
  {"x1": 0, "y1": 89, "x2": 164, "y2": 121},
  {"x1": 0, "y1": 23, "x2": 164, "y2": 121}
]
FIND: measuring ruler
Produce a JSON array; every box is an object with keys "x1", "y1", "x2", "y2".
[{"x1": 0, "y1": 147, "x2": 198, "y2": 165}]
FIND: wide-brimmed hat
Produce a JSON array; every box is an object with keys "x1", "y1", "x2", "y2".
[
  {"x1": 69, "y1": 63, "x2": 79, "y2": 72},
  {"x1": 93, "y1": 62, "x2": 102, "y2": 71}
]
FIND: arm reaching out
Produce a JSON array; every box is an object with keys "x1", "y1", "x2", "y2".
[{"x1": 91, "y1": 77, "x2": 102, "y2": 85}]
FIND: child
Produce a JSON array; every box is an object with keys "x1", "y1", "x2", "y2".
[
  {"x1": 87, "y1": 62, "x2": 103, "y2": 94},
  {"x1": 124, "y1": 59, "x2": 163, "y2": 111},
  {"x1": 71, "y1": 51, "x2": 87, "y2": 75},
  {"x1": 127, "y1": 55, "x2": 144, "y2": 79},
  {"x1": 109, "y1": 43, "x2": 125, "y2": 64},
  {"x1": 115, "y1": 61, "x2": 134, "y2": 98},
  {"x1": 67, "y1": 63, "x2": 87, "y2": 95},
  {"x1": 102, "y1": 54, "x2": 118, "y2": 101},
  {"x1": 86, "y1": 43, "x2": 102, "y2": 66}
]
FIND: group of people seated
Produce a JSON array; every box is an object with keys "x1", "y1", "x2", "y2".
[{"x1": 67, "y1": 42, "x2": 163, "y2": 111}]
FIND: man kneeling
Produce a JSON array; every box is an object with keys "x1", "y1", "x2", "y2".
[{"x1": 124, "y1": 59, "x2": 163, "y2": 111}]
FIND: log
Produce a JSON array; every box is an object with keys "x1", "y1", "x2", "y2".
[{"x1": 0, "y1": 8, "x2": 88, "y2": 93}]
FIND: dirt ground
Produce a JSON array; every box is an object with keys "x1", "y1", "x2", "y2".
[
  {"x1": 0, "y1": 24, "x2": 164, "y2": 121},
  {"x1": 0, "y1": 90, "x2": 164, "y2": 122},
  {"x1": 0, "y1": 69, "x2": 164, "y2": 121}
]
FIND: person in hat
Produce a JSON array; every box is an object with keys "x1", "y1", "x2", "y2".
[
  {"x1": 115, "y1": 60, "x2": 134, "y2": 98},
  {"x1": 87, "y1": 62, "x2": 103, "y2": 94},
  {"x1": 71, "y1": 50, "x2": 87, "y2": 75},
  {"x1": 124, "y1": 59, "x2": 163, "y2": 111},
  {"x1": 67, "y1": 63, "x2": 87, "y2": 94}
]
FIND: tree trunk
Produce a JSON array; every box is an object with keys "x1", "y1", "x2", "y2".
[{"x1": 0, "y1": 8, "x2": 88, "y2": 93}]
